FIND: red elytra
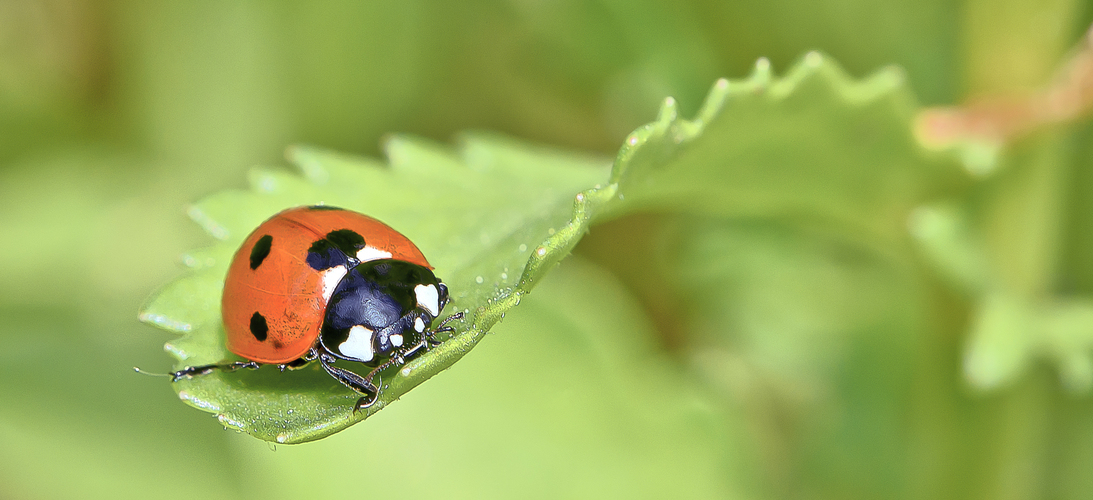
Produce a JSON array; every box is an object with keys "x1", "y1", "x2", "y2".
[{"x1": 221, "y1": 206, "x2": 431, "y2": 364}]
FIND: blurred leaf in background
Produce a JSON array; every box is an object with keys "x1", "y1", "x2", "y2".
[{"x1": 5, "y1": 0, "x2": 1093, "y2": 499}]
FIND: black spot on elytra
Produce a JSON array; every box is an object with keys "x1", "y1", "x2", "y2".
[
  {"x1": 308, "y1": 205, "x2": 344, "y2": 211},
  {"x1": 250, "y1": 312, "x2": 269, "y2": 341},
  {"x1": 249, "y1": 235, "x2": 273, "y2": 270},
  {"x1": 325, "y1": 229, "x2": 366, "y2": 254},
  {"x1": 306, "y1": 229, "x2": 366, "y2": 270}
]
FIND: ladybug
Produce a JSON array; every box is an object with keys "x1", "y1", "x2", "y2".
[{"x1": 172, "y1": 205, "x2": 462, "y2": 410}]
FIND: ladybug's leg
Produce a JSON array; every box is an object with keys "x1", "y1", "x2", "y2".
[
  {"x1": 349, "y1": 354, "x2": 411, "y2": 411},
  {"x1": 427, "y1": 311, "x2": 466, "y2": 345},
  {"x1": 401, "y1": 341, "x2": 428, "y2": 359},
  {"x1": 279, "y1": 349, "x2": 318, "y2": 372},
  {"x1": 403, "y1": 311, "x2": 468, "y2": 355},
  {"x1": 407, "y1": 311, "x2": 467, "y2": 354},
  {"x1": 171, "y1": 361, "x2": 260, "y2": 381},
  {"x1": 318, "y1": 352, "x2": 382, "y2": 411}
]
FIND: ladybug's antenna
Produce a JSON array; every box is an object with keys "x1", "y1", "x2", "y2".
[{"x1": 133, "y1": 366, "x2": 171, "y2": 378}]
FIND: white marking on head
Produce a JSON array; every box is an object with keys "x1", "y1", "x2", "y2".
[
  {"x1": 414, "y1": 317, "x2": 425, "y2": 332},
  {"x1": 357, "y1": 246, "x2": 393, "y2": 263},
  {"x1": 320, "y1": 265, "x2": 348, "y2": 302},
  {"x1": 415, "y1": 284, "x2": 440, "y2": 316},
  {"x1": 390, "y1": 333, "x2": 404, "y2": 347},
  {"x1": 339, "y1": 325, "x2": 375, "y2": 362}
]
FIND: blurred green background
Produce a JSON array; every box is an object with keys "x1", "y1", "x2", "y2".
[{"x1": 3, "y1": 1, "x2": 1093, "y2": 499}]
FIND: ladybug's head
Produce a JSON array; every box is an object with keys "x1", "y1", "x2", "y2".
[{"x1": 402, "y1": 280, "x2": 450, "y2": 336}]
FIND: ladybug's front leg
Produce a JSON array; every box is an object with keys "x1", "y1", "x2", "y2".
[
  {"x1": 318, "y1": 351, "x2": 381, "y2": 411},
  {"x1": 429, "y1": 311, "x2": 465, "y2": 343},
  {"x1": 405, "y1": 310, "x2": 467, "y2": 355}
]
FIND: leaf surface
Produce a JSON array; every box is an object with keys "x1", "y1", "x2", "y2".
[{"x1": 142, "y1": 54, "x2": 956, "y2": 442}]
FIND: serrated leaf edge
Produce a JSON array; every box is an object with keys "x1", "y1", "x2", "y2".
[{"x1": 144, "y1": 54, "x2": 928, "y2": 443}]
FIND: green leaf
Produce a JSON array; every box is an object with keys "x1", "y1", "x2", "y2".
[
  {"x1": 610, "y1": 53, "x2": 963, "y2": 243},
  {"x1": 142, "y1": 134, "x2": 611, "y2": 443},
  {"x1": 142, "y1": 53, "x2": 954, "y2": 443}
]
